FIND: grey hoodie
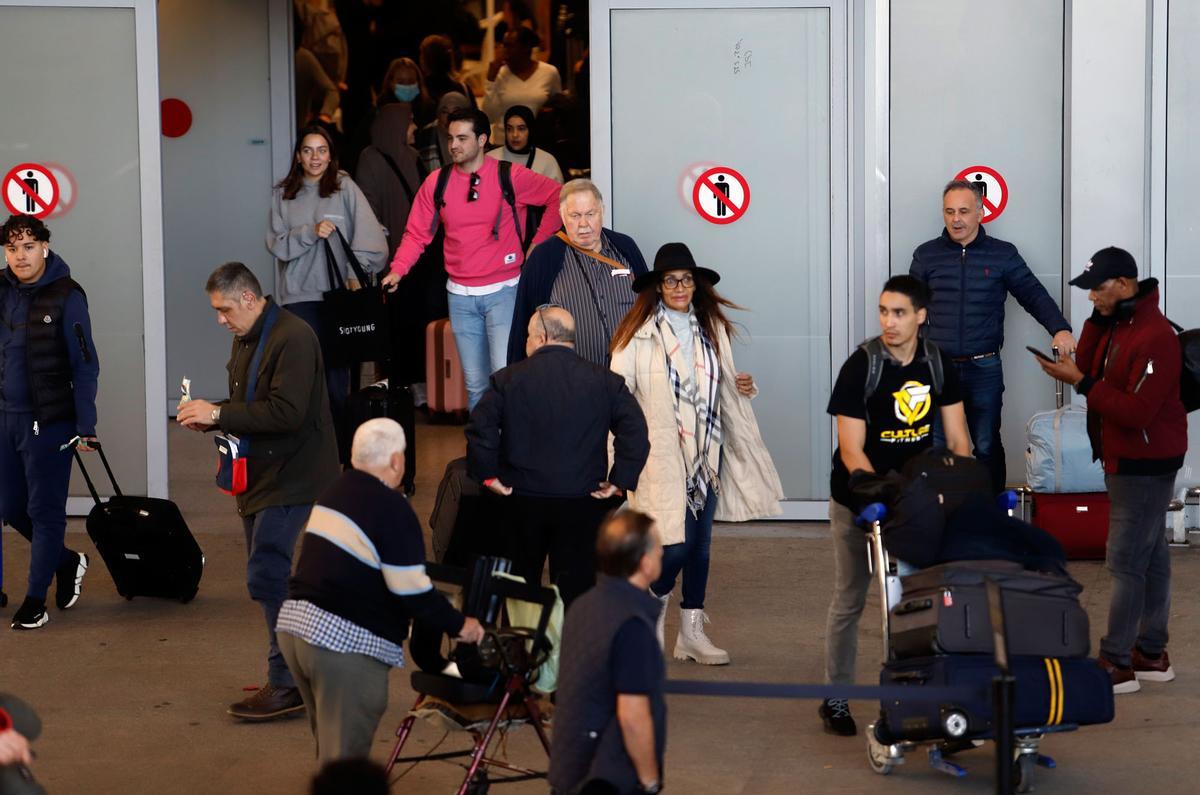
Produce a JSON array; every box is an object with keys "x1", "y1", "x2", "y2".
[{"x1": 267, "y1": 170, "x2": 388, "y2": 305}]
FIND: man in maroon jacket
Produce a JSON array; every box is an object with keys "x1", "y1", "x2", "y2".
[{"x1": 1038, "y1": 247, "x2": 1184, "y2": 695}]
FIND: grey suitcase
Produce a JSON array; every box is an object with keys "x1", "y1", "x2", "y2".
[{"x1": 889, "y1": 560, "x2": 1089, "y2": 659}]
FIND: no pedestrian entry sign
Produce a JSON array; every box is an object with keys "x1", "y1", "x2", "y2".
[
  {"x1": 954, "y1": 165, "x2": 1007, "y2": 223},
  {"x1": 692, "y1": 166, "x2": 750, "y2": 225},
  {"x1": 3, "y1": 163, "x2": 60, "y2": 220}
]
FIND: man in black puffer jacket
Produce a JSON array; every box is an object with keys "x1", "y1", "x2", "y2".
[{"x1": 910, "y1": 179, "x2": 1074, "y2": 492}]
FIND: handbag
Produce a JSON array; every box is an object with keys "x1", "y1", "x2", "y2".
[
  {"x1": 322, "y1": 227, "x2": 390, "y2": 365},
  {"x1": 214, "y1": 303, "x2": 278, "y2": 495}
]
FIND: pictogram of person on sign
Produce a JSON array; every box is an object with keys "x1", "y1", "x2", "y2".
[
  {"x1": 22, "y1": 171, "x2": 38, "y2": 213},
  {"x1": 713, "y1": 175, "x2": 731, "y2": 217}
]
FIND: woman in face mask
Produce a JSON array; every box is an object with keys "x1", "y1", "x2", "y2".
[
  {"x1": 378, "y1": 57, "x2": 430, "y2": 126},
  {"x1": 486, "y1": 105, "x2": 563, "y2": 183}
]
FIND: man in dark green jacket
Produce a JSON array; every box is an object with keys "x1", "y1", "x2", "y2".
[{"x1": 178, "y1": 262, "x2": 339, "y2": 721}]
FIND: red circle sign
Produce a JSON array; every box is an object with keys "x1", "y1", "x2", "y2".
[
  {"x1": 954, "y1": 165, "x2": 1008, "y2": 223},
  {"x1": 3, "y1": 163, "x2": 60, "y2": 219},
  {"x1": 162, "y1": 98, "x2": 193, "y2": 138},
  {"x1": 692, "y1": 166, "x2": 750, "y2": 225}
]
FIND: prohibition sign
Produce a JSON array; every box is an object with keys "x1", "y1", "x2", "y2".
[
  {"x1": 954, "y1": 165, "x2": 1007, "y2": 223},
  {"x1": 3, "y1": 163, "x2": 60, "y2": 220},
  {"x1": 693, "y1": 166, "x2": 750, "y2": 225}
]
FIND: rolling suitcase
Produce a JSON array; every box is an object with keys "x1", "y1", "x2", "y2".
[
  {"x1": 74, "y1": 444, "x2": 204, "y2": 602},
  {"x1": 345, "y1": 379, "x2": 416, "y2": 494},
  {"x1": 1022, "y1": 356, "x2": 1110, "y2": 559},
  {"x1": 425, "y1": 318, "x2": 469, "y2": 418},
  {"x1": 877, "y1": 654, "x2": 1115, "y2": 744},
  {"x1": 889, "y1": 561, "x2": 1089, "y2": 659}
]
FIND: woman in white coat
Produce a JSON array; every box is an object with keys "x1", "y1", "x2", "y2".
[{"x1": 609, "y1": 243, "x2": 784, "y2": 664}]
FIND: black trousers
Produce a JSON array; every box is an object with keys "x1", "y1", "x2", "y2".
[{"x1": 506, "y1": 494, "x2": 620, "y2": 607}]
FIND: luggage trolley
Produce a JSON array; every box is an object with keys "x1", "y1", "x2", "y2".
[{"x1": 858, "y1": 494, "x2": 1074, "y2": 793}]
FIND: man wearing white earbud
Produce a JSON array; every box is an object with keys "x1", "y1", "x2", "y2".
[{"x1": 0, "y1": 214, "x2": 99, "y2": 630}]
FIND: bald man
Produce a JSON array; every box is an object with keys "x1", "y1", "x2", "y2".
[{"x1": 466, "y1": 306, "x2": 650, "y2": 605}]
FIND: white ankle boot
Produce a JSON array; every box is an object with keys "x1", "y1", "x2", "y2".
[
  {"x1": 674, "y1": 608, "x2": 730, "y2": 665},
  {"x1": 653, "y1": 592, "x2": 671, "y2": 649}
]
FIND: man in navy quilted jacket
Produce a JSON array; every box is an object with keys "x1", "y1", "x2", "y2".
[{"x1": 910, "y1": 180, "x2": 1074, "y2": 492}]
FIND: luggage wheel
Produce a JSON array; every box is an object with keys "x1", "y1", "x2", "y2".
[
  {"x1": 927, "y1": 746, "x2": 967, "y2": 778},
  {"x1": 865, "y1": 723, "x2": 903, "y2": 775}
]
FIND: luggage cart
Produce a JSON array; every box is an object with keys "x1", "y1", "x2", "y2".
[{"x1": 858, "y1": 496, "x2": 1071, "y2": 793}]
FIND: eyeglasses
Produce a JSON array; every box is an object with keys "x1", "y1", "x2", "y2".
[
  {"x1": 467, "y1": 172, "x2": 481, "y2": 202},
  {"x1": 535, "y1": 302, "x2": 560, "y2": 333},
  {"x1": 662, "y1": 274, "x2": 695, "y2": 289}
]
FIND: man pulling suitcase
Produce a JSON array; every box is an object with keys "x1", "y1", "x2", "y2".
[{"x1": 1035, "y1": 247, "x2": 1184, "y2": 693}]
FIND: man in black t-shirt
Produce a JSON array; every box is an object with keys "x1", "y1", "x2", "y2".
[{"x1": 819, "y1": 275, "x2": 971, "y2": 737}]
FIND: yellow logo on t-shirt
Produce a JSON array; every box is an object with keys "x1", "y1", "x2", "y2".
[{"x1": 893, "y1": 380, "x2": 932, "y2": 426}]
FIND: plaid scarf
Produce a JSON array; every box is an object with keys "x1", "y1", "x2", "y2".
[{"x1": 655, "y1": 303, "x2": 722, "y2": 516}]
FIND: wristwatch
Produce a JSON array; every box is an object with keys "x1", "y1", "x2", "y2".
[{"x1": 210, "y1": 407, "x2": 221, "y2": 423}]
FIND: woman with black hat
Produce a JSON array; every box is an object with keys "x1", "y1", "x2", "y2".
[{"x1": 609, "y1": 243, "x2": 783, "y2": 665}]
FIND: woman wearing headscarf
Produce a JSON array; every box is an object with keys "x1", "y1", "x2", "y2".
[
  {"x1": 267, "y1": 125, "x2": 387, "y2": 453},
  {"x1": 609, "y1": 243, "x2": 784, "y2": 666},
  {"x1": 486, "y1": 104, "x2": 563, "y2": 182},
  {"x1": 356, "y1": 103, "x2": 432, "y2": 390},
  {"x1": 416, "y1": 91, "x2": 472, "y2": 175}
]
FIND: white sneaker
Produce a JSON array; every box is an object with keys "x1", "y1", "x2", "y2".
[
  {"x1": 674, "y1": 608, "x2": 730, "y2": 665},
  {"x1": 652, "y1": 591, "x2": 670, "y2": 649}
]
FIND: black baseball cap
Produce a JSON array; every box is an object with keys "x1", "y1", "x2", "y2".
[{"x1": 1069, "y1": 246, "x2": 1138, "y2": 289}]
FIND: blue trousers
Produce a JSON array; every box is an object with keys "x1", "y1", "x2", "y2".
[
  {"x1": 651, "y1": 489, "x2": 717, "y2": 610},
  {"x1": 1100, "y1": 473, "x2": 1175, "y2": 666},
  {"x1": 447, "y1": 286, "x2": 517, "y2": 410},
  {"x1": 243, "y1": 504, "x2": 312, "y2": 688},
  {"x1": 0, "y1": 412, "x2": 75, "y2": 599},
  {"x1": 934, "y1": 355, "x2": 1006, "y2": 492}
]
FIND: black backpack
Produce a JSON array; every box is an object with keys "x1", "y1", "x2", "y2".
[
  {"x1": 859, "y1": 334, "x2": 945, "y2": 422},
  {"x1": 429, "y1": 160, "x2": 522, "y2": 243},
  {"x1": 1166, "y1": 319, "x2": 1200, "y2": 412}
]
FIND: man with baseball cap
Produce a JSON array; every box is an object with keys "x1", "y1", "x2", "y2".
[{"x1": 1036, "y1": 246, "x2": 1184, "y2": 694}]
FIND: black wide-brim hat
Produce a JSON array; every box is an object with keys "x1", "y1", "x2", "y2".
[{"x1": 632, "y1": 242, "x2": 721, "y2": 293}]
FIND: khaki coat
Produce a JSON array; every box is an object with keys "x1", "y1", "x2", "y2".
[{"x1": 610, "y1": 317, "x2": 784, "y2": 545}]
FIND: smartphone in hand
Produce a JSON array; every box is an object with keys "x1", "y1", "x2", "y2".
[{"x1": 1026, "y1": 345, "x2": 1055, "y2": 362}]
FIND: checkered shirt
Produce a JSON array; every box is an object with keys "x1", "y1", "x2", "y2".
[{"x1": 276, "y1": 598, "x2": 405, "y2": 668}]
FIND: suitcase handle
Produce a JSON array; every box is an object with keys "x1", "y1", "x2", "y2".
[
  {"x1": 893, "y1": 598, "x2": 933, "y2": 616},
  {"x1": 72, "y1": 441, "x2": 123, "y2": 504}
]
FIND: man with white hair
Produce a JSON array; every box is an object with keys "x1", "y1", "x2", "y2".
[
  {"x1": 507, "y1": 179, "x2": 648, "y2": 366},
  {"x1": 277, "y1": 418, "x2": 484, "y2": 763}
]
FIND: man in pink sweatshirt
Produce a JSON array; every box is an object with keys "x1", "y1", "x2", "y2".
[{"x1": 383, "y1": 108, "x2": 562, "y2": 409}]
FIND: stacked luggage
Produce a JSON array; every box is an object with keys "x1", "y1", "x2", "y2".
[
  {"x1": 1022, "y1": 359, "x2": 1110, "y2": 559},
  {"x1": 861, "y1": 450, "x2": 1114, "y2": 788}
]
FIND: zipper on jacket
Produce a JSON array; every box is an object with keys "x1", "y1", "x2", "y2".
[
  {"x1": 1134, "y1": 359, "x2": 1153, "y2": 393},
  {"x1": 958, "y1": 247, "x2": 967, "y2": 346}
]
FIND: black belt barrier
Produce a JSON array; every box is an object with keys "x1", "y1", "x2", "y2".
[{"x1": 662, "y1": 679, "x2": 984, "y2": 703}]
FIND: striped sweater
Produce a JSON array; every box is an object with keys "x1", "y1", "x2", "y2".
[{"x1": 287, "y1": 469, "x2": 465, "y2": 645}]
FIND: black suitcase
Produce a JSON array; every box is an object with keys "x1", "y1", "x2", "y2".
[
  {"x1": 877, "y1": 654, "x2": 1114, "y2": 744},
  {"x1": 344, "y1": 379, "x2": 416, "y2": 494},
  {"x1": 74, "y1": 444, "x2": 204, "y2": 602},
  {"x1": 429, "y1": 457, "x2": 507, "y2": 565},
  {"x1": 890, "y1": 561, "x2": 1089, "y2": 659}
]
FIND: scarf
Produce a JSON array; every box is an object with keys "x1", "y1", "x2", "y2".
[{"x1": 655, "y1": 302, "x2": 722, "y2": 516}]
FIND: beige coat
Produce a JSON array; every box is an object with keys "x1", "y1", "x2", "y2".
[{"x1": 610, "y1": 317, "x2": 784, "y2": 545}]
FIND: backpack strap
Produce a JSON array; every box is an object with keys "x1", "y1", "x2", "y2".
[
  {"x1": 860, "y1": 336, "x2": 887, "y2": 404},
  {"x1": 494, "y1": 159, "x2": 523, "y2": 243},
  {"x1": 921, "y1": 336, "x2": 944, "y2": 395},
  {"x1": 372, "y1": 146, "x2": 416, "y2": 202},
  {"x1": 428, "y1": 164, "x2": 454, "y2": 236}
]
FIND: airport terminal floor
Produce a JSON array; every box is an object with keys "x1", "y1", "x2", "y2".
[{"x1": 2, "y1": 417, "x2": 1198, "y2": 794}]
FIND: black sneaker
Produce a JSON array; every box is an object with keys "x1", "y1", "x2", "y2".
[
  {"x1": 55, "y1": 551, "x2": 89, "y2": 610},
  {"x1": 12, "y1": 597, "x2": 49, "y2": 630},
  {"x1": 819, "y1": 697, "x2": 857, "y2": 736}
]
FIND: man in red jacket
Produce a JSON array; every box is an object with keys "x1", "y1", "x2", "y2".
[{"x1": 1037, "y1": 247, "x2": 1184, "y2": 694}]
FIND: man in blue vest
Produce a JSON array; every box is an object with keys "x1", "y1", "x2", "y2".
[
  {"x1": 910, "y1": 180, "x2": 1074, "y2": 493},
  {"x1": 0, "y1": 214, "x2": 98, "y2": 630},
  {"x1": 550, "y1": 510, "x2": 666, "y2": 795}
]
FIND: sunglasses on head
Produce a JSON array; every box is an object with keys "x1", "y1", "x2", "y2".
[{"x1": 467, "y1": 172, "x2": 481, "y2": 202}]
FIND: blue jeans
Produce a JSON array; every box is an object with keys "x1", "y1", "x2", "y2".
[
  {"x1": 447, "y1": 285, "x2": 517, "y2": 410},
  {"x1": 243, "y1": 504, "x2": 312, "y2": 688},
  {"x1": 0, "y1": 413, "x2": 75, "y2": 599},
  {"x1": 934, "y1": 355, "x2": 1005, "y2": 492},
  {"x1": 651, "y1": 489, "x2": 717, "y2": 609},
  {"x1": 1100, "y1": 473, "x2": 1175, "y2": 667}
]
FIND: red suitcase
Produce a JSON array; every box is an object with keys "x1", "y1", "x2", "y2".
[
  {"x1": 425, "y1": 318, "x2": 469, "y2": 416},
  {"x1": 1025, "y1": 491, "x2": 1110, "y2": 560}
]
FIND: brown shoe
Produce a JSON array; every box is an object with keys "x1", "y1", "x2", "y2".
[
  {"x1": 227, "y1": 685, "x2": 305, "y2": 721},
  {"x1": 1132, "y1": 647, "x2": 1176, "y2": 682},
  {"x1": 1098, "y1": 654, "x2": 1140, "y2": 694}
]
